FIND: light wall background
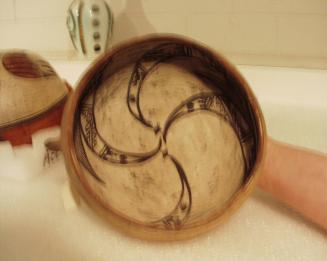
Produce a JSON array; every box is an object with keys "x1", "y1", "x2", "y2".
[{"x1": 0, "y1": 0, "x2": 327, "y2": 68}]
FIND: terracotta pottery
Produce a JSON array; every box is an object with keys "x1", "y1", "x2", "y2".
[
  {"x1": 61, "y1": 34, "x2": 266, "y2": 240},
  {"x1": 0, "y1": 50, "x2": 71, "y2": 146}
]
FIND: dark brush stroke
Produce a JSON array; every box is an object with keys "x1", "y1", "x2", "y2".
[
  {"x1": 162, "y1": 92, "x2": 249, "y2": 174},
  {"x1": 75, "y1": 123, "x2": 105, "y2": 184},
  {"x1": 79, "y1": 91, "x2": 162, "y2": 165},
  {"x1": 150, "y1": 154, "x2": 192, "y2": 229}
]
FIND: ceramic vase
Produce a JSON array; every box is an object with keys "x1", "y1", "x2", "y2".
[{"x1": 67, "y1": 0, "x2": 114, "y2": 58}]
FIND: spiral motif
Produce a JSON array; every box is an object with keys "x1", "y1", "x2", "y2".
[{"x1": 75, "y1": 43, "x2": 255, "y2": 229}]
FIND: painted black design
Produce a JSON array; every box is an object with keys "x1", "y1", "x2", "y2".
[
  {"x1": 75, "y1": 42, "x2": 256, "y2": 229},
  {"x1": 155, "y1": 154, "x2": 192, "y2": 229},
  {"x1": 79, "y1": 90, "x2": 162, "y2": 165},
  {"x1": 75, "y1": 123, "x2": 105, "y2": 184},
  {"x1": 162, "y1": 92, "x2": 252, "y2": 174},
  {"x1": 43, "y1": 148, "x2": 60, "y2": 167}
]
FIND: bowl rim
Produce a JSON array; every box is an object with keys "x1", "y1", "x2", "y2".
[{"x1": 61, "y1": 33, "x2": 267, "y2": 241}]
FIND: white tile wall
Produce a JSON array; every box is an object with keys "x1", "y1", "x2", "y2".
[
  {"x1": 187, "y1": 14, "x2": 232, "y2": 52},
  {"x1": 0, "y1": 18, "x2": 71, "y2": 51},
  {"x1": 275, "y1": 0, "x2": 327, "y2": 14},
  {"x1": 112, "y1": 13, "x2": 187, "y2": 44},
  {"x1": 15, "y1": 0, "x2": 71, "y2": 19},
  {"x1": 120, "y1": 0, "x2": 188, "y2": 14},
  {"x1": 277, "y1": 14, "x2": 327, "y2": 57},
  {"x1": 0, "y1": 0, "x2": 15, "y2": 20},
  {"x1": 232, "y1": 0, "x2": 327, "y2": 14},
  {"x1": 229, "y1": 14, "x2": 277, "y2": 55},
  {"x1": 187, "y1": 0, "x2": 233, "y2": 13},
  {"x1": 0, "y1": 0, "x2": 326, "y2": 68},
  {"x1": 233, "y1": 0, "x2": 280, "y2": 13}
]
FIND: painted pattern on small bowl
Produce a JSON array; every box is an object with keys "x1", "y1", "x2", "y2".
[{"x1": 0, "y1": 50, "x2": 70, "y2": 146}]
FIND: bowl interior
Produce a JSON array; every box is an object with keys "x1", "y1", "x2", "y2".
[{"x1": 70, "y1": 36, "x2": 261, "y2": 234}]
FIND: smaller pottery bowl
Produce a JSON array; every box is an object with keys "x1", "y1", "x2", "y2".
[{"x1": 0, "y1": 50, "x2": 70, "y2": 146}]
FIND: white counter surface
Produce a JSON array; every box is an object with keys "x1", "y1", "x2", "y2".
[{"x1": 1, "y1": 61, "x2": 326, "y2": 260}]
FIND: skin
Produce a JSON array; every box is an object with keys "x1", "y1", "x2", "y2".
[{"x1": 259, "y1": 138, "x2": 327, "y2": 231}]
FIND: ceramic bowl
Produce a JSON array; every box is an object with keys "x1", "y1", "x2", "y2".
[
  {"x1": 61, "y1": 34, "x2": 266, "y2": 240},
  {"x1": 0, "y1": 50, "x2": 70, "y2": 146}
]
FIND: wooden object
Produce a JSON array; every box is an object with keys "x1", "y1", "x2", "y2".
[
  {"x1": 61, "y1": 34, "x2": 266, "y2": 240},
  {"x1": 0, "y1": 50, "x2": 71, "y2": 146}
]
